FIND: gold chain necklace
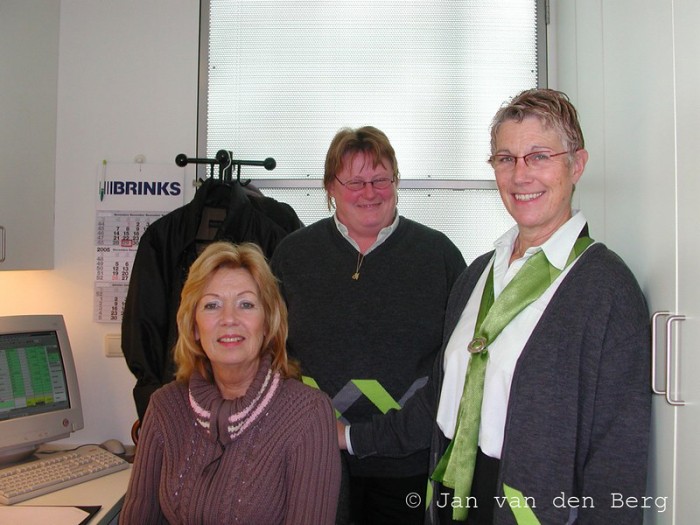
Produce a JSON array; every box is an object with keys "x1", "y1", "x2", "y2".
[{"x1": 352, "y1": 252, "x2": 365, "y2": 280}]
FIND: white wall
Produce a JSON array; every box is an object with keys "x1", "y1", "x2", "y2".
[
  {"x1": 547, "y1": 1, "x2": 607, "y2": 243},
  {"x1": 0, "y1": 0, "x2": 200, "y2": 445},
  {"x1": 550, "y1": 0, "x2": 676, "y2": 283}
]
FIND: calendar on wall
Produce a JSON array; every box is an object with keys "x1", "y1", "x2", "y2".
[
  {"x1": 93, "y1": 163, "x2": 185, "y2": 322},
  {"x1": 93, "y1": 211, "x2": 163, "y2": 322}
]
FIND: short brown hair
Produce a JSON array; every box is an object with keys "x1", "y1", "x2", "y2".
[
  {"x1": 323, "y1": 126, "x2": 400, "y2": 210},
  {"x1": 173, "y1": 242, "x2": 299, "y2": 383}
]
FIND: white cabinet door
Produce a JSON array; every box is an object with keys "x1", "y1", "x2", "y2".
[
  {"x1": 0, "y1": 0, "x2": 58, "y2": 270},
  {"x1": 599, "y1": 1, "x2": 699, "y2": 523},
  {"x1": 671, "y1": 1, "x2": 700, "y2": 523},
  {"x1": 555, "y1": 0, "x2": 700, "y2": 522}
]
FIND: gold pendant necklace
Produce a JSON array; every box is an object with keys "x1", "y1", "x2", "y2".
[{"x1": 352, "y1": 252, "x2": 365, "y2": 280}]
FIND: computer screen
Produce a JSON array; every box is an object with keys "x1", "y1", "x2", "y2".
[{"x1": 0, "y1": 315, "x2": 84, "y2": 465}]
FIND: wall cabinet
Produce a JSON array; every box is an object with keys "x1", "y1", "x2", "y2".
[{"x1": 0, "y1": 0, "x2": 59, "y2": 270}]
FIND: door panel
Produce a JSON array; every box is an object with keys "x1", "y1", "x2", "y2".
[{"x1": 673, "y1": 2, "x2": 700, "y2": 523}]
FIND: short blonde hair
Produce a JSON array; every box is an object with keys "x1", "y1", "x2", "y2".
[
  {"x1": 490, "y1": 88, "x2": 585, "y2": 158},
  {"x1": 173, "y1": 241, "x2": 299, "y2": 383}
]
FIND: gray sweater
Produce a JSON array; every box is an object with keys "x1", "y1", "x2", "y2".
[{"x1": 351, "y1": 243, "x2": 651, "y2": 524}]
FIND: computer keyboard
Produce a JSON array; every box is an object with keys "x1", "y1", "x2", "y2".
[{"x1": 0, "y1": 444, "x2": 129, "y2": 505}]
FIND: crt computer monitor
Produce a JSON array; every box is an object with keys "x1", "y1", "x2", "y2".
[{"x1": 0, "y1": 314, "x2": 84, "y2": 466}]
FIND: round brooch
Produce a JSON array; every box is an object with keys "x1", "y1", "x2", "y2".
[{"x1": 468, "y1": 337, "x2": 488, "y2": 354}]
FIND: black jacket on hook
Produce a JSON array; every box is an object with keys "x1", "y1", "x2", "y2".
[{"x1": 121, "y1": 177, "x2": 303, "y2": 420}]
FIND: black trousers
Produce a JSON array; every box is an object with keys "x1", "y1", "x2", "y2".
[{"x1": 348, "y1": 472, "x2": 428, "y2": 525}]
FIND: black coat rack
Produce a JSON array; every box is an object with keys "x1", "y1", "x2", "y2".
[{"x1": 175, "y1": 150, "x2": 276, "y2": 186}]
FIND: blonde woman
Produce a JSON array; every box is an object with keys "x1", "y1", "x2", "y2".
[{"x1": 121, "y1": 242, "x2": 341, "y2": 525}]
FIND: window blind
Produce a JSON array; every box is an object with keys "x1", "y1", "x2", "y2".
[{"x1": 201, "y1": 0, "x2": 544, "y2": 260}]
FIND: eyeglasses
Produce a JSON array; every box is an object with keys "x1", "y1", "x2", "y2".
[
  {"x1": 334, "y1": 175, "x2": 395, "y2": 191},
  {"x1": 488, "y1": 151, "x2": 569, "y2": 172}
]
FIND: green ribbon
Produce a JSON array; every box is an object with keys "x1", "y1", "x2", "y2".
[
  {"x1": 302, "y1": 376, "x2": 403, "y2": 419},
  {"x1": 432, "y1": 236, "x2": 593, "y2": 521},
  {"x1": 352, "y1": 379, "x2": 401, "y2": 413},
  {"x1": 503, "y1": 483, "x2": 541, "y2": 525}
]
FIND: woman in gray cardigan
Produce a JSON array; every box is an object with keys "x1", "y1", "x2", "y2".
[{"x1": 342, "y1": 89, "x2": 651, "y2": 524}]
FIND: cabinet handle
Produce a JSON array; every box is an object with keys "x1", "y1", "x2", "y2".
[
  {"x1": 0, "y1": 226, "x2": 5, "y2": 263},
  {"x1": 651, "y1": 311, "x2": 670, "y2": 395},
  {"x1": 665, "y1": 314, "x2": 686, "y2": 406}
]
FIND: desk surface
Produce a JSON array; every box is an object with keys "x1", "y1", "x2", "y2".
[{"x1": 17, "y1": 465, "x2": 132, "y2": 525}]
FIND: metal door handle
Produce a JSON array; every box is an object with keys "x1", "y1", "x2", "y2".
[
  {"x1": 665, "y1": 314, "x2": 686, "y2": 406},
  {"x1": 0, "y1": 226, "x2": 5, "y2": 263},
  {"x1": 651, "y1": 311, "x2": 670, "y2": 395}
]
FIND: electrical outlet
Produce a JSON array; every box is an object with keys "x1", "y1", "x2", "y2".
[{"x1": 105, "y1": 333, "x2": 123, "y2": 357}]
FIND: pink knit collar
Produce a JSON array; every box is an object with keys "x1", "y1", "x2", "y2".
[{"x1": 188, "y1": 353, "x2": 281, "y2": 443}]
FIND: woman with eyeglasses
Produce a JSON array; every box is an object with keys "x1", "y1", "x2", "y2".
[
  {"x1": 270, "y1": 126, "x2": 466, "y2": 524},
  {"x1": 341, "y1": 90, "x2": 651, "y2": 524}
]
